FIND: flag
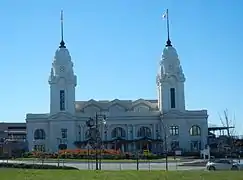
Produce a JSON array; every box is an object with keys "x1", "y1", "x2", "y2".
[
  {"x1": 162, "y1": 12, "x2": 167, "y2": 19},
  {"x1": 162, "y1": 9, "x2": 168, "y2": 19}
]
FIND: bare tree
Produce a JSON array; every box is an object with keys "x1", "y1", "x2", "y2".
[
  {"x1": 219, "y1": 109, "x2": 236, "y2": 137},
  {"x1": 219, "y1": 109, "x2": 237, "y2": 155}
]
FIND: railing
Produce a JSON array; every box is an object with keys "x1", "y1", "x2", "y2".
[{"x1": 4, "y1": 139, "x2": 26, "y2": 142}]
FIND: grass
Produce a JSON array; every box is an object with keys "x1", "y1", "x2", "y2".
[
  {"x1": 16, "y1": 157, "x2": 181, "y2": 163},
  {"x1": 1, "y1": 169, "x2": 243, "y2": 180}
]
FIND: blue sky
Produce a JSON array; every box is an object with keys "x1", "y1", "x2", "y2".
[{"x1": 0, "y1": 0, "x2": 243, "y2": 133}]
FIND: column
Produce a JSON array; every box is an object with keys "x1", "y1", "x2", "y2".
[
  {"x1": 47, "y1": 121, "x2": 51, "y2": 152},
  {"x1": 132, "y1": 125, "x2": 136, "y2": 151},
  {"x1": 104, "y1": 124, "x2": 109, "y2": 149},
  {"x1": 101, "y1": 124, "x2": 105, "y2": 143},
  {"x1": 127, "y1": 125, "x2": 132, "y2": 151},
  {"x1": 133, "y1": 125, "x2": 136, "y2": 139},
  {"x1": 152, "y1": 124, "x2": 156, "y2": 152},
  {"x1": 153, "y1": 124, "x2": 156, "y2": 139},
  {"x1": 81, "y1": 125, "x2": 85, "y2": 141},
  {"x1": 76, "y1": 124, "x2": 79, "y2": 141},
  {"x1": 74, "y1": 121, "x2": 78, "y2": 141},
  {"x1": 78, "y1": 124, "x2": 82, "y2": 141}
]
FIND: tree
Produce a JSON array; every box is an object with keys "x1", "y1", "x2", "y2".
[
  {"x1": 219, "y1": 109, "x2": 236, "y2": 154},
  {"x1": 219, "y1": 109, "x2": 236, "y2": 137}
]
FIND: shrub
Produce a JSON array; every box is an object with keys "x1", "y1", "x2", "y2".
[
  {"x1": 24, "y1": 149, "x2": 167, "y2": 160},
  {"x1": 0, "y1": 163, "x2": 78, "y2": 170},
  {"x1": 27, "y1": 149, "x2": 124, "y2": 159}
]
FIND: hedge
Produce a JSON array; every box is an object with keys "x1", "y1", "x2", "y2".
[
  {"x1": 0, "y1": 163, "x2": 78, "y2": 170},
  {"x1": 24, "y1": 150, "x2": 163, "y2": 160}
]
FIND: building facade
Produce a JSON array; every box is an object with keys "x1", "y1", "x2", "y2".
[
  {"x1": 0, "y1": 122, "x2": 28, "y2": 157},
  {"x1": 26, "y1": 22, "x2": 208, "y2": 153},
  {"x1": 0, "y1": 123, "x2": 26, "y2": 141}
]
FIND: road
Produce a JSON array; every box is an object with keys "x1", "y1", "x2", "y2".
[{"x1": 0, "y1": 160, "x2": 205, "y2": 171}]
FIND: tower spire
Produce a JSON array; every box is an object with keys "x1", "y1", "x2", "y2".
[
  {"x1": 59, "y1": 10, "x2": 66, "y2": 48},
  {"x1": 163, "y1": 9, "x2": 172, "y2": 47}
]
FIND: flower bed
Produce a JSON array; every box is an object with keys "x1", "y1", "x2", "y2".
[
  {"x1": 23, "y1": 149, "x2": 127, "y2": 159},
  {"x1": 23, "y1": 149, "x2": 162, "y2": 160}
]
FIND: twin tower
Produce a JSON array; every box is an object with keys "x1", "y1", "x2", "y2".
[{"x1": 48, "y1": 11, "x2": 186, "y2": 116}]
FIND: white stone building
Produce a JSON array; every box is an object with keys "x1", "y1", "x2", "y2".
[{"x1": 26, "y1": 18, "x2": 208, "y2": 154}]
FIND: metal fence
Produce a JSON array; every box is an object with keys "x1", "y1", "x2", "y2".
[{"x1": 5, "y1": 157, "x2": 186, "y2": 171}]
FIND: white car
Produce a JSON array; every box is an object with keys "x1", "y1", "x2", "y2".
[{"x1": 206, "y1": 159, "x2": 240, "y2": 171}]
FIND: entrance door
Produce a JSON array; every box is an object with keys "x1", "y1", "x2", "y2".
[{"x1": 142, "y1": 141, "x2": 152, "y2": 151}]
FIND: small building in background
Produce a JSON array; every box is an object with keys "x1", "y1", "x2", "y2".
[{"x1": 0, "y1": 122, "x2": 28, "y2": 157}]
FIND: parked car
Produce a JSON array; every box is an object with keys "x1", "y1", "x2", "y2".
[{"x1": 206, "y1": 159, "x2": 240, "y2": 171}]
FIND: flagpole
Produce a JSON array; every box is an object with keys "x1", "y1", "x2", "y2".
[
  {"x1": 59, "y1": 10, "x2": 66, "y2": 48},
  {"x1": 165, "y1": 9, "x2": 172, "y2": 47},
  {"x1": 61, "y1": 10, "x2": 64, "y2": 42},
  {"x1": 166, "y1": 9, "x2": 170, "y2": 42}
]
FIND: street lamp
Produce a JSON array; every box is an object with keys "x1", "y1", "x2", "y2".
[
  {"x1": 86, "y1": 113, "x2": 106, "y2": 170},
  {"x1": 160, "y1": 112, "x2": 170, "y2": 171},
  {"x1": 99, "y1": 119, "x2": 106, "y2": 170},
  {"x1": 56, "y1": 138, "x2": 61, "y2": 167}
]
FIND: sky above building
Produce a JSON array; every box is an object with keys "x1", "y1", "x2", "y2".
[{"x1": 0, "y1": 0, "x2": 242, "y2": 133}]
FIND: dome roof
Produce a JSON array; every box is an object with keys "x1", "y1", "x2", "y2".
[
  {"x1": 162, "y1": 46, "x2": 178, "y2": 60},
  {"x1": 54, "y1": 47, "x2": 71, "y2": 62}
]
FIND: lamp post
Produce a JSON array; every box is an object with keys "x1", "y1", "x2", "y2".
[
  {"x1": 99, "y1": 119, "x2": 106, "y2": 170},
  {"x1": 160, "y1": 112, "x2": 170, "y2": 171},
  {"x1": 86, "y1": 113, "x2": 106, "y2": 170},
  {"x1": 56, "y1": 138, "x2": 61, "y2": 167},
  {"x1": 164, "y1": 130, "x2": 168, "y2": 171}
]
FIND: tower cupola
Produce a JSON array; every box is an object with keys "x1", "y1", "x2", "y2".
[
  {"x1": 157, "y1": 9, "x2": 186, "y2": 112},
  {"x1": 49, "y1": 10, "x2": 77, "y2": 115}
]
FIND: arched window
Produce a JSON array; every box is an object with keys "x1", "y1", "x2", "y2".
[
  {"x1": 189, "y1": 125, "x2": 201, "y2": 136},
  {"x1": 34, "y1": 129, "x2": 46, "y2": 140},
  {"x1": 137, "y1": 126, "x2": 151, "y2": 138},
  {"x1": 111, "y1": 127, "x2": 126, "y2": 139}
]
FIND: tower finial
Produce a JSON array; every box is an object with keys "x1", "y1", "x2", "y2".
[
  {"x1": 59, "y1": 10, "x2": 66, "y2": 48},
  {"x1": 163, "y1": 9, "x2": 172, "y2": 47}
]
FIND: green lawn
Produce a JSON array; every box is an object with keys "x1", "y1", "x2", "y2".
[
  {"x1": 16, "y1": 157, "x2": 180, "y2": 163},
  {"x1": 1, "y1": 169, "x2": 243, "y2": 180}
]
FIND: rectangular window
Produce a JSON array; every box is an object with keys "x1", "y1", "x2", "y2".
[
  {"x1": 169, "y1": 126, "x2": 179, "y2": 136},
  {"x1": 61, "y1": 128, "x2": 67, "y2": 139},
  {"x1": 8, "y1": 126, "x2": 26, "y2": 130},
  {"x1": 170, "y1": 88, "x2": 176, "y2": 108},
  {"x1": 34, "y1": 145, "x2": 45, "y2": 152},
  {"x1": 190, "y1": 141, "x2": 201, "y2": 151},
  {"x1": 60, "y1": 90, "x2": 65, "y2": 111}
]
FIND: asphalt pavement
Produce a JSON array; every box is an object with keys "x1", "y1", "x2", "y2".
[{"x1": 0, "y1": 160, "x2": 205, "y2": 171}]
